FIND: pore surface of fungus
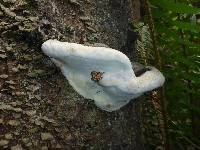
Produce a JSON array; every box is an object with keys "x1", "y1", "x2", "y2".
[{"x1": 42, "y1": 39, "x2": 165, "y2": 112}]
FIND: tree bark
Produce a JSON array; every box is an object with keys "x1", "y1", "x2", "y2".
[{"x1": 0, "y1": 0, "x2": 144, "y2": 149}]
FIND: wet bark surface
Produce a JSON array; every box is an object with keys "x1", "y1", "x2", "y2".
[{"x1": 0, "y1": 0, "x2": 144, "y2": 149}]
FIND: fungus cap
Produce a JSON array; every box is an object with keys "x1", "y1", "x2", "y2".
[{"x1": 42, "y1": 39, "x2": 165, "y2": 112}]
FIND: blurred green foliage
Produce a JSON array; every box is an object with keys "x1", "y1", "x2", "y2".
[{"x1": 149, "y1": 0, "x2": 200, "y2": 148}]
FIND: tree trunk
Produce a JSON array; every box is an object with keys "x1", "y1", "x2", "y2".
[{"x1": 0, "y1": 0, "x2": 144, "y2": 149}]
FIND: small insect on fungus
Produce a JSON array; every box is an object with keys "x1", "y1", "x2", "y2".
[{"x1": 90, "y1": 71, "x2": 104, "y2": 82}]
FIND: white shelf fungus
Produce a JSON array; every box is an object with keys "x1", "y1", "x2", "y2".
[{"x1": 42, "y1": 39, "x2": 165, "y2": 112}]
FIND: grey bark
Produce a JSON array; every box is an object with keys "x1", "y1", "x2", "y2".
[{"x1": 0, "y1": 0, "x2": 144, "y2": 149}]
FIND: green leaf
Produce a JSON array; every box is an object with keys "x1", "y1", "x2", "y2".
[
  {"x1": 150, "y1": 0, "x2": 200, "y2": 14},
  {"x1": 172, "y1": 21, "x2": 200, "y2": 32},
  {"x1": 156, "y1": 24, "x2": 200, "y2": 52}
]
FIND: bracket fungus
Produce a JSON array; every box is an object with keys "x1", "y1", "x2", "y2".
[{"x1": 42, "y1": 39, "x2": 165, "y2": 112}]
